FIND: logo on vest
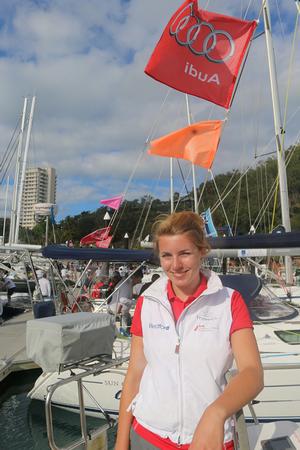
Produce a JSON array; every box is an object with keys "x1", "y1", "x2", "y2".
[
  {"x1": 149, "y1": 323, "x2": 170, "y2": 331},
  {"x1": 194, "y1": 314, "x2": 219, "y2": 331}
]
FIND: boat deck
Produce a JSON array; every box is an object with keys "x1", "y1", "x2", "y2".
[{"x1": 0, "y1": 310, "x2": 38, "y2": 382}]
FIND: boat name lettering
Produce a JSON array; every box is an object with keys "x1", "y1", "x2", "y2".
[
  {"x1": 104, "y1": 380, "x2": 120, "y2": 386},
  {"x1": 170, "y1": 2, "x2": 235, "y2": 63}
]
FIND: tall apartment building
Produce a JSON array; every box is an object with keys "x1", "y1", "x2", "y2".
[{"x1": 20, "y1": 167, "x2": 57, "y2": 229}]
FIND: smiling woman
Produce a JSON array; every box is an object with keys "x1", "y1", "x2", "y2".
[{"x1": 115, "y1": 211, "x2": 263, "y2": 450}]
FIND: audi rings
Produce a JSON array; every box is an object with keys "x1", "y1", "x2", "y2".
[{"x1": 169, "y1": 2, "x2": 235, "y2": 63}]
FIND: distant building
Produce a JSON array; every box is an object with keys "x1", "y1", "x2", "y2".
[{"x1": 20, "y1": 167, "x2": 57, "y2": 229}]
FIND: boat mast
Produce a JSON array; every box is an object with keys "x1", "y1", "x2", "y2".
[
  {"x1": 1, "y1": 176, "x2": 10, "y2": 244},
  {"x1": 185, "y1": 94, "x2": 198, "y2": 214},
  {"x1": 262, "y1": 0, "x2": 293, "y2": 284},
  {"x1": 14, "y1": 96, "x2": 36, "y2": 244},
  {"x1": 170, "y1": 157, "x2": 174, "y2": 213},
  {"x1": 9, "y1": 97, "x2": 28, "y2": 245}
]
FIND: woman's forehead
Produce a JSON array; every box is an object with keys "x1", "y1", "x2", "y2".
[{"x1": 158, "y1": 233, "x2": 197, "y2": 248}]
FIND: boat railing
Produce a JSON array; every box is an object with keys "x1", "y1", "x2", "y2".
[
  {"x1": 45, "y1": 354, "x2": 129, "y2": 450},
  {"x1": 228, "y1": 362, "x2": 300, "y2": 449}
]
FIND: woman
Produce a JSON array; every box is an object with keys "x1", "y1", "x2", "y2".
[{"x1": 115, "y1": 211, "x2": 263, "y2": 450}]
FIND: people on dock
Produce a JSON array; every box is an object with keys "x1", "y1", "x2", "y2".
[
  {"x1": 108, "y1": 269, "x2": 143, "y2": 333},
  {"x1": 115, "y1": 211, "x2": 263, "y2": 450},
  {"x1": 2, "y1": 272, "x2": 16, "y2": 304},
  {"x1": 37, "y1": 270, "x2": 51, "y2": 299}
]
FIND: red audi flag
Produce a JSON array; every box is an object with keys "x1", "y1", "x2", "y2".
[
  {"x1": 145, "y1": 0, "x2": 257, "y2": 109},
  {"x1": 148, "y1": 120, "x2": 222, "y2": 169},
  {"x1": 80, "y1": 227, "x2": 111, "y2": 246}
]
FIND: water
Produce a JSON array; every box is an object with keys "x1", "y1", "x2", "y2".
[{"x1": 0, "y1": 370, "x2": 117, "y2": 450}]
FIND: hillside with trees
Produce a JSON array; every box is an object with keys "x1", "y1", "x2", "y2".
[{"x1": 12, "y1": 143, "x2": 300, "y2": 247}]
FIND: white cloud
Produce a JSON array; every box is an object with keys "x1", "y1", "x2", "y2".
[{"x1": 0, "y1": 0, "x2": 298, "y2": 221}]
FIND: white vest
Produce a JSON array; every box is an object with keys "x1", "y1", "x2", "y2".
[{"x1": 130, "y1": 270, "x2": 235, "y2": 445}]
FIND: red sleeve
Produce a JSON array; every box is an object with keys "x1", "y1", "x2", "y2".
[
  {"x1": 230, "y1": 290, "x2": 253, "y2": 337},
  {"x1": 130, "y1": 296, "x2": 144, "y2": 336}
]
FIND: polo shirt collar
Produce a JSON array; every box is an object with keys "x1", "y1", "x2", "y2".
[{"x1": 167, "y1": 272, "x2": 208, "y2": 304}]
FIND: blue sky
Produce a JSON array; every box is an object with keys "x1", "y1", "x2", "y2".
[{"x1": 0, "y1": 0, "x2": 299, "y2": 221}]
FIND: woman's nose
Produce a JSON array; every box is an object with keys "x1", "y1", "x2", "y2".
[{"x1": 172, "y1": 256, "x2": 182, "y2": 270}]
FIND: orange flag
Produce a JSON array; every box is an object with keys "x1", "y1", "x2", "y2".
[{"x1": 148, "y1": 120, "x2": 223, "y2": 169}]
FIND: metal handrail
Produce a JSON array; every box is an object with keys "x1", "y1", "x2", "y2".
[
  {"x1": 227, "y1": 363, "x2": 300, "y2": 449},
  {"x1": 45, "y1": 355, "x2": 129, "y2": 450}
]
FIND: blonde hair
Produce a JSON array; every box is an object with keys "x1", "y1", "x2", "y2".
[{"x1": 153, "y1": 211, "x2": 210, "y2": 255}]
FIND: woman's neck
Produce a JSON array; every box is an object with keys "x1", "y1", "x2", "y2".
[{"x1": 171, "y1": 273, "x2": 202, "y2": 302}]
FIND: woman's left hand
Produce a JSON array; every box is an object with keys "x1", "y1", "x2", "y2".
[{"x1": 189, "y1": 405, "x2": 225, "y2": 450}]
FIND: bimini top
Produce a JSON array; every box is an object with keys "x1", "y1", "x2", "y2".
[
  {"x1": 209, "y1": 231, "x2": 300, "y2": 249},
  {"x1": 42, "y1": 230, "x2": 300, "y2": 262},
  {"x1": 42, "y1": 244, "x2": 156, "y2": 263}
]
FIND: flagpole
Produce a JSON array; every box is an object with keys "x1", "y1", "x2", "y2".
[{"x1": 185, "y1": 94, "x2": 198, "y2": 214}]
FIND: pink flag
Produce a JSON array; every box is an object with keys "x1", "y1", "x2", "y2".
[
  {"x1": 80, "y1": 227, "x2": 111, "y2": 246},
  {"x1": 95, "y1": 236, "x2": 113, "y2": 248},
  {"x1": 100, "y1": 195, "x2": 123, "y2": 210}
]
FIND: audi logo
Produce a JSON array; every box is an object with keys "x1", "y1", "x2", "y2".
[{"x1": 169, "y1": 2, "x2": 235, "y2": 64}]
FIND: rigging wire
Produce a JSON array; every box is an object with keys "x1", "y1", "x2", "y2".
[
  {"x1": 274, "y1": 0, "x2": 286, "y2": 41},
  {"x1": 264, "y1": 163, "x2": 271, "y2": 231},
  {"x1": 130, "y1": 198, "x2": 149, "y2": 248},
  {"x1": 110, "y1": 88, "x2": 172, "y2": 236},
  {"x1": 209, "y1": 169, "x2": 233, "y2": 235},
  {"x1": 176, "y1": 159, "x2": 193, "y2": 199},
  {"x1": 233, "y1": 177, "x2": 242, "y2": 235},
  {"x1": 197, "y1": 171, "x2": 210, "y2": 210},
  {"x1": 252, "y1": 136, "x2": 300, "y2": 231},
  {"x1": 174, "y1": 164, "x2": 193, "y2": 212},
  {"x1": 211, "y1": 167, "x2": 251, "y2": 215},
  {"x1": 0, "y1": 121, "x2": 20, "y2": 180},
  {"x1": 0, "y1": 138, "x2": 20, "y2": 185},
  {"x1": 245, "y1": 171, "x2": 252, "y2": 228},
  {"x1": 260, "y1": 165, "x2": 267, "y2": 232}
]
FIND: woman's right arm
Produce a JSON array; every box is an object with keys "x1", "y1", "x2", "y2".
[{"x1": 114, "y1": 335, "x2": 147, "y2": 450}]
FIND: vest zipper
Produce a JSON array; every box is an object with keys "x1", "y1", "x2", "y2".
[
  {"x1": 175, "y1": 338, "x2": 180, "y2": 354},
  {"x1": 177, "y1": 336, "x2": 184, "y2": 447}
]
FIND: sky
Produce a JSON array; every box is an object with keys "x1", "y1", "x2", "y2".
[{"x1": 0, "y1": 0, "x2": 299, "y2": 222}]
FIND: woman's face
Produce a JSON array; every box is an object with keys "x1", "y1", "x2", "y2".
[{"x1": 158, "y1": 233, "x2": 204, "y2": 294}]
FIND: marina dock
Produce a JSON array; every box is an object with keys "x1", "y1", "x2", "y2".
[{"x1": 0, "y1": 310, "x2": 38, "y2": 382}]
